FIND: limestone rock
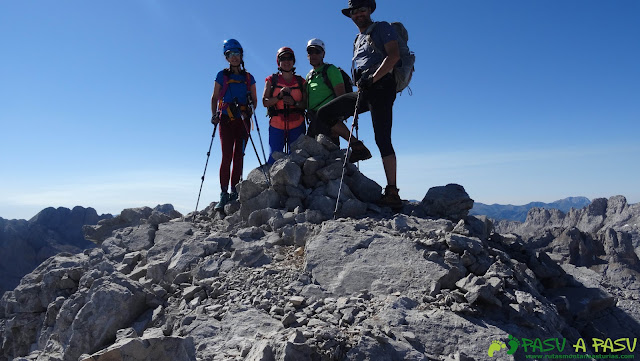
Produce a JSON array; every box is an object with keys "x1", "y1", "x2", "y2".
[
  {"x1": 421, "y1": 184, "x2": 474, "y2": 222},
  {"x1": 304, "y1": 221, "x2": 451, "y2": 296},
  {"x1": 80, "y1": 335, "x2": 196, "y2": 361},
  {"x1": 270, "y1": 158, "x2": 302, "y2": 187}
]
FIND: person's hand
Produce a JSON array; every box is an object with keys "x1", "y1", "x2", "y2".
[
  {"x1": 211, "y1": 114, "x2": 219, "y2": 125},
  {"x1": 357, "y1": 71, "x2": 374, "y2": 90},
  {"x1": 282, "y1": 95, "x2": 295, "y2": 106}
]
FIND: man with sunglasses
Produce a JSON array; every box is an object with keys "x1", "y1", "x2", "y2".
[
  {"x1": 316, "y1": 0, "x2": 402, "y2": 209},
  {"x1": 305, "y1": 38, "x2": 345, "y2": 145}
]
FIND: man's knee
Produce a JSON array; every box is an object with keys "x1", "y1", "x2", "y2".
[{"x1": 375, "y1": 136, "x2": 395, "y2": 158}]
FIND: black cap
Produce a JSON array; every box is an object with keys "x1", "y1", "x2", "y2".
[{"x1": 341, "y1": 0, "x2": 376, "y2": 17}]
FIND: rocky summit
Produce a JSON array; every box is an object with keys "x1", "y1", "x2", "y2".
[{"x1": 1, "y1": 135, "x2": 639, "y2": 361}]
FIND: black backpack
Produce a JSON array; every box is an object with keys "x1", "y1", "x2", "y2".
[{"x1": 319, "y1": 64, "x2": 354, "y2": 95}]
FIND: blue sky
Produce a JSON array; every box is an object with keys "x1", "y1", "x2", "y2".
[{"x1": 1, "y1": 0, "x2": 638, "y2": 220}]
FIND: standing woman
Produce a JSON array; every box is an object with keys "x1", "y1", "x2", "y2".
[
  {"x1": 211, "y1": 39, "x2": 258, "y2": 211},
  {"x1": 263, "y1": 47, "x2": 307, "y2": 163}
]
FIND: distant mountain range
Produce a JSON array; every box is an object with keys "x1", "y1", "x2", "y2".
[
  {"x1": 470, "y1": 196, "x2": 592, "y2": 222},
  {"x1": 0, "y1": 206, "x2": 112, "y2": 296}
]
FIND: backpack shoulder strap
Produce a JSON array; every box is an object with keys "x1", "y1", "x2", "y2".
[
  {"x1": 219, "y1": 69, "x2": 232, "y2": 100},
  {"x1": 364, "y1": 22, "x2": 382, "y2": 54},
  {"x1": 321, "y1": 64, "x2": 335, "y2": 95},
  {"x1": 270, "y1": 73, "x2": 303, "y2": 94},
  {"x1": 365, "y1": 21, "x2": 378, "y2": 35},
  {"x1": 295, "y1": 75, "x2": 304, "y2": 90},
  {"x1": 245, "y1": 71, "x2": 252, "y2": 93},
  {"x1": 269, "y1": 73, "x2": 279, "y2": 97}
]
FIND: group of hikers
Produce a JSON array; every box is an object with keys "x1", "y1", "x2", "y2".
[{"x1": 209, "y1": 0, "x2": 407, "y2": 213}]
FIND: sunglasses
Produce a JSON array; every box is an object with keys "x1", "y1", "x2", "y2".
[
  {"x1": 350, "y1": 6, "x2": 369, "y2": 16},
  {"x1": 225, "y1": 51, "x2": 242, "y2": 58},
  {"x1": 279, "y1": 56, "x2": 294, "y2": 61},
  {"x1": 307, "y1": 48, "x2": 323, "y2": 55}
]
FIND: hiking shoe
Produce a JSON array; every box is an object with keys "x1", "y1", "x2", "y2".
[
  {"x1": 229, "y1": 191, "x2": 238, "y2": 202},
  {"x1": 349, "y1": 140, "x2": 372, "y2": 163},
  {"x1": 378, "y1": 185, "x2": 403, "y2": 210},
  {"x1": 214, "y1": 191, "x2": 230, "y2": 211}
]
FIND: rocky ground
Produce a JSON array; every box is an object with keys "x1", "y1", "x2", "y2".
[{"x1": 1, "y1": 135, "x2": 639, "y2": 361}]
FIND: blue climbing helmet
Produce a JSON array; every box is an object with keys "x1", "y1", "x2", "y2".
[{"x1": 223, "y1": 39, "x2": 243, "y2": 55}]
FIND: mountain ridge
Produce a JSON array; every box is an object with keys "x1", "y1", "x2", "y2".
[
  {"x1": 0, "y1": 206, "x2": 113, "y2": 296},
  {"x1": 470, "y1": 196, "x2": 592, "y2": 222}
]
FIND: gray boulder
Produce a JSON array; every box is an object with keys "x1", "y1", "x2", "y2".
[
  {"x1": 270, "y1": 158, "x2": 302, "y2": 187},
  {"x1": 316, "y1": 162, "x2": 344, "y2": 182},
  {"x1": 240, "y1": 188, "x2": 281, "y2": 220},
  {"x1": 345, "y1": 171, "x2": 382, "y2": 203},
  {"x1": 304, "y1": 220, "x2": 451, "y2": 296},
  {"x1": 306, "y1": 196, "x2": 335, "y2": 218},
  {"x1": 421, "y1": 184, "x2": 474, "y2": 222},
  {"x1": 80, "y1": 334, "x2": 196, "y2": 361},
  {"x1": 41, "y1": 275, "x2": 152, "y2": 361},
  {"x1": 316, "y1": 134, "x2": 340, "y2": 152},
  {"x1": 302, "y1": 157, "x2": 325, "y2": 176},
  {"x1": 291, "y1": 134, "x2": 330, "y2": 159},
  {"x1": 237, "y1": 166, "x2": 271, "y2": 202},
  {"x1": 338, "y1": 198, "x2": 368, "y2": 219},
  {"x1": 84, "y1": 206, "x2": 180, "y2": 244}
]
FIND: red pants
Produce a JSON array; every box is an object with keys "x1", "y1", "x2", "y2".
[{"x1": 218, "y1": 116, "x2": 249, "y2": 191}]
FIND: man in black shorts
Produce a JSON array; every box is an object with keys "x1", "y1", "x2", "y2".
[{"x1": 317, "y1": 0, "x2": 402, "y2": 209}]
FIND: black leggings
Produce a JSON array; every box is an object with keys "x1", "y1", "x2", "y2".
[{"x1": 316, "y1": 74, "x2": 397, "y2": 157}]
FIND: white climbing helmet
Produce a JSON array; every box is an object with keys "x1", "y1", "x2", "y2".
[{"x1": 306, "y1": 38, "x2": 325, "y2": 52}]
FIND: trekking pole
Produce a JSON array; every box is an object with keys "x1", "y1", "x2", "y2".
[
  {"x1": 354, "y1": 112, "x2": 360, "y2": 170},
  {"x1": 236, "y1": 103, "x2": 271, "y2": 186},
  {"x1": 284, "y1": 104, "x2": 290, "y2": 154},
  {"x1": 194, "y1": 123, "x2": 218, "y2": 219},
  {"x1": 334, "y1": 90, "x2": 361, "y2": 219},
  {"x1": 247, "y1": 91, "x2": 268, "y2": 165}
]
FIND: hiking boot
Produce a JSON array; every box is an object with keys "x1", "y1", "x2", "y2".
[
  {"x1": 349, "y1": 140, "x2": 372, "y2": 163},
  {"x1": 229, "y1": 191, "x2": 238, "y2": 202},
  {"x1": 378, "y1": 185, "x2": 403, "y2": 210},
  {"x1": 214, "y1": 191, "x2": 230, "y2": 211}
]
